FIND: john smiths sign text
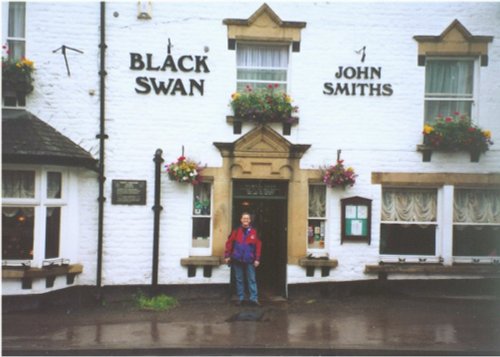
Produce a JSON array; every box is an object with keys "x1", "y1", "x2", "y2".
[
  {"x1": 130, "y1": 50, "x2": 210, "y2": 96},
  {"x1": 323, "y1": 66, "x2": 393, "y2": 96}
]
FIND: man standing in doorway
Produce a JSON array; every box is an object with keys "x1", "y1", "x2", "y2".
[{"x1": 224, "y1": 212, "x2": 262, "y2": 306}]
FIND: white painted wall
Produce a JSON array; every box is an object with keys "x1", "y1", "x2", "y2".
[{"x1": 5, "y1": 1, "x2": 498, "y2": 294}]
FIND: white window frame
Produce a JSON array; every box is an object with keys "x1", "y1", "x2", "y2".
[
  {"x1": 189, "y1": 182, "x2": 213, "y2": 256},
  {"x1": 452, "y1": 187, "x2": 500, "y2": 264},
  {"x1": 379, "y1": 186, "x2": 443, "y2": 263},
  {"x1": 423, "y1": 56, "x2": 480, "y2": 123},
  {"x1": 235, "y1": 41, "x2": 292, "y2": 92},
  {"x1": 307, "y1": 184, "x2": 328, "y2": 253},
  {"x1": 2, "y1": 165, "x2": 69, "y2": 268}
]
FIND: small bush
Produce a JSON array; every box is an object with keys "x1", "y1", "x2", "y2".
[{"x1": 135, "y1": 292, "x2": 178, "y2": 311}]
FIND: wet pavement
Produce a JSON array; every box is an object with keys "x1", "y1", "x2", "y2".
[{"x1": 3, "y1": 292, "x2": 500, "y2": 355}]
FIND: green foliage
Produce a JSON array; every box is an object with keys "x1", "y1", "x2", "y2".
[
  {"x1": 2, "y1": 57, "x2": 35, "y2": 95},
  {"x1": 135, "y1": 292, "x2": 178, "y2": 311},
  {"x1": 423, "y1": 113, "x2": 493, "y2": 153},
  {"x1": 230, "y1": 84, "x2": 298, "y2": 123}
]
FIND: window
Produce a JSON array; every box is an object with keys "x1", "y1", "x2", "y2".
[
  {"x1": 236, "y1": 43, "x2": 289, "y2": 91},
  {"x1": 191, "y1": 183, "x2": 212, "y2": 253},
  {"x1": 308, "y1": 185, "x2": 326, "y2": 250},
  {"x1": 424, "y1": 58, "x2": 476, "y2": 123},
  {"x1": 2, "y1": 2, "x2": 25, "y2": 60},
  {"x1": 2, "y1": 169, "x2": 65, "y2": 264},
  {"x1": 2, "y1": 2, "x2": 27, "y2": 107},
  {"x1": 453, "y1": 189, "x2": 500, "y2": 259},
  {"x1": 380, "y1": 188, "x2": 437, "y2": 256}
]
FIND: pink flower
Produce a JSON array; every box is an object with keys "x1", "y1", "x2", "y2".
[
  {"x1": 445, "y1": 117, "x2": 453, "y2": 122},
  {"x1": 453, "y1": 111, "x2": 460, "y2": 116}
]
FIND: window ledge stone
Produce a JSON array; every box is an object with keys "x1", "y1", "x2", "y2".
[
  {"x1": 365, "y1": 263, "x2": 500, "y2": 276},
  {"x1": 2, "y1": 263, "x2": 83, "y2": 279},
  {"x1": 298, "y1": 257, "x2": 338, "y2": 277},
  {"x1": 180, "y1": 256, "x2": 223, "y2": 278},
  {"x1": 417, "y1": 144, "x2": 482, "y2": 162}
]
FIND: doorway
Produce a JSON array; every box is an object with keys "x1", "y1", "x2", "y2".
[{"x1": 232, "y1": 180, "x2": 288, "y2": 299}]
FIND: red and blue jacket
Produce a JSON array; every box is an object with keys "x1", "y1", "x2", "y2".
[{"x1": 224, "y1": 226, "x2": 261, "y2": 264}]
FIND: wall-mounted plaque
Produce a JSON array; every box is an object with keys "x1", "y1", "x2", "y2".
[{"x1": 112, "y1": 180, "x2": 147, "y2": 205}]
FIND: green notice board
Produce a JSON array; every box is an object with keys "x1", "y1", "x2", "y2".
[
  {"x1": 341, "y1": 196, "x2": 372, "y2": 244},
  {"x1": 345, "y1": 205, "x2": 368, "y2": 236}
]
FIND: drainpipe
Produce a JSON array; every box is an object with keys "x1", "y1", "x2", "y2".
[
  {"x1": 152, "y1": 149, "x2": 164, "y2": 291},
  {"x1": 96, "y1": 1, "x2": 108, "y2": 288}
]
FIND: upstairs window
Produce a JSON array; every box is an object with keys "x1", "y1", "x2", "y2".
[
  {"x1": 3, "y1": 2, "x2": 25, "y2": 60},
  {"x1": 2, "y1": 2, "x2": 27, "y2": 108},
  {"x1": 236, "y1": 43, "x2": 289, "y2": 91},
  {"x1": 424, "y1": 58, "x2": 476, "y2": 122}
]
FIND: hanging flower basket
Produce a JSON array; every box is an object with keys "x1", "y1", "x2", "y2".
[
  {"x1": 166, "y1": 155, "x2": 204, "y2": 185},
  {"x1": 2, "y1": 57, "x2": 35, "y2": 97},
  {"x1": 322, "y1": 155, "x2": 358, "y2": 189},
  {"x1": 229, "y1": 84, "x2": 298, "y2": 123}
]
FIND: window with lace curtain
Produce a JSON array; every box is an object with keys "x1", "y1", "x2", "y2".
[
  {"x1": 236, "y1": 43, "x2": 289, "y2": 92},
  {"x1": 453, "y1": 189, "x2": 500, "y2": 258},
  {"x1": 380, "y1": 188, "x2": 437, "y2": 255},
  {"x1": 308, "y1": 185, "x2": 326, "y2": 250},
  {"x1": 424, "y1": 58, "x2": 476, "y2": 123},
  {"x1": 2, "y1": 169, "x2": 65, "y2": 262}
]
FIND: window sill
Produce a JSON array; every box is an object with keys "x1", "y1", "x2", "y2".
[
  {"x1": 2, "y1": 263, "x2": 83, "y2": 279},
  {"x1": 2, "y1": 264, "x2": 83, "y2": 289},
  {"x1": 298, "y1": 256, "x2": 338, "y2": 277},
  {"x1": 180, "y1": 256, "x2": 222, "y2": 278},
  {"x1": 364, "y1": 263, "x2": 500, "y2": 276},
  {"x1": 226, "y1": 115, "x2": 299, "y2": 136},
  {"x1": 417, "y1": 144, "x2": 482, "y2": 162}
]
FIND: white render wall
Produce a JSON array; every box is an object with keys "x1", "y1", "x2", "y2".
[{"x1": 19, "y1": 2, "x2": 500, "y2": 290}]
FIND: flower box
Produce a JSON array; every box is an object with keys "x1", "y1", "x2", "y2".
[
  {"x1": 419, "y1": 113, "x2": 493, "y2": 162},
  {"x1": 229, "y1": 84, "x2": 299, "y2": 134},
  {"x1": 2, "y1": 57, "x2": 35, "y2": 106}
]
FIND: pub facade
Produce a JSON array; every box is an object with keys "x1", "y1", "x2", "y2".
[{"x1": 2, "y1": 1, "x2": 500, "y2": 298}]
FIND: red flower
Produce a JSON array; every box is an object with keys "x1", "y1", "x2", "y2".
[
  {"x1": 467, "y1": 127, "x2": 476, "y2": 132},
  {"x1": 274, "y1": 83, "x2": 279, "y2": 88},
  {"x1": 453, "y1": 111, "x2": 461, "y2": 116},
  {"x1": 267, "y1": 84, "x2": 273, "y2": 89},
  {"x1": 445, "y1": 117, "x2": 453, "y2": 122},
  {"x1": 178, "y1": 155, "x2": 186, "y2": 161}
]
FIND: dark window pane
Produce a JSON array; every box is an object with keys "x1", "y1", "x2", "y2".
[
  {"x1": 45, "y1": 207, "x2": 61, "y2": 258},
  {"x1": 47, "y1": 172, "x2": 62, "y2": 199},
  {"x1": 2, "y1": 207, "x2": 34, "y2": 259},
  {"x1": 380, "y1": 224, "x2": 436, "y2": 255},
  {"x1": 453, "y1": 226, "x2": 500, "y2": 256},
  {"x1": 192, "y1": 217, "x2": 210, "y2": 248}
]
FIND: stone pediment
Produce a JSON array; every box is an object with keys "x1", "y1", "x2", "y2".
[
  {"x1": 414, "y1": 19, "x2": 493, "y2": 66},
  {"x1": 223, "y1": 3, "x2": 306, "y2": 52},
  {"x1": 214, "y1": 125, "x2": 310, "y2": 159}
]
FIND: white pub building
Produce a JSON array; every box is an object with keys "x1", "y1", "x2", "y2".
[{"x1": 2, "y1": 1, "x2": 500, "y2": 303}]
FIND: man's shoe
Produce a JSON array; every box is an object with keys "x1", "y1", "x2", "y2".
[
  {"x1": 250, "y1": 300, "x2": 261, "y2": 307},
  {"x1": 235, "y1": 300, "x2": 244, "y2": 306}
]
